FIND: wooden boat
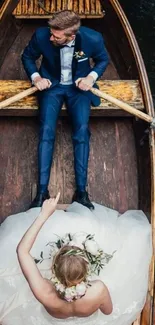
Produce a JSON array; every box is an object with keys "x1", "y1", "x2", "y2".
[{"x1": 0, "y1": 1, "x2": 154, "y2": 324}]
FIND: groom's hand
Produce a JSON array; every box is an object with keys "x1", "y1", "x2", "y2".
[
  {"x1": 33, "y1": 76, "x2": 52, "y2": 91},
  {"x1": 40, "y1": 192, "x2": 60, "y2": 219},
  {"x1": 75, "y1": 75, "x2": 94, "y2": 91}
]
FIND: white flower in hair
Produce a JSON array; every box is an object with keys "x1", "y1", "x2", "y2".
[
  {"x1": 76, "y1": 282, "x2": 87, "y2": 296},
  {"x1": 55, "y1": 283, "x2": 65, "y2": 293},
  {"x1": 85, "y1": 239, "x2": 99, "y2": 255},
  {"x1": 65, "y1": 287, "x2": 77, "y2": 301},
  {"x1": 69, "y1": 240, "x2": 84, "y2": 250}
]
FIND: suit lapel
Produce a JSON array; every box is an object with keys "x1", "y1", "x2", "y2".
[
  {"x1": 50, "y1": 43, "x2": 61, "y2": 80},
  {"x1": 72, "y1": 31, "x2": 82, "y2": 79}
]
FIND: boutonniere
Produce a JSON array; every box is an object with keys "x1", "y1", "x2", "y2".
[{"x1": 74, "y1": 51, "x2": 86, "y2": 60}]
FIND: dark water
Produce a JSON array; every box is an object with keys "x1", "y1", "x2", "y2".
[{"x1": 119, "y1": 0, "x2": 155, "y2": 104}]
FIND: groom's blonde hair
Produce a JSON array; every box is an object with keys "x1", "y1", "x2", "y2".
[
  {"x1": 48, "y1": 10, "x2": 81, "y2": 36},
  {"x1": 52, "y1": 245, "x2": 88, "y2": 287}
]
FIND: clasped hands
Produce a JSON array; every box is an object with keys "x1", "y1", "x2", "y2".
[{"x1": 33, "y1": 75, "x2": 94, "y2": 91}]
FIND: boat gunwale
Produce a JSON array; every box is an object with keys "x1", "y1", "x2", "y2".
[{"x1": 108, "y1": 1, "x2": 155, "y2": 324}]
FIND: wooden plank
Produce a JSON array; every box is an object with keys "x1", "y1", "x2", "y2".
[
  {"x1": 12, "y1": 0, "x2": 104, "y2": 18},
  {"x1": 13, "y1": 14, "x2": 104, "y2": 19},
  {"x1": 0, "y1": 80, "x2": 144, "y2": 116},
  {"x1": 73, "y1": 0, "x2": 78, "y2": 13},
  {"x1": 96, "y1": 0, "x2": 103, "y2": 15},
  {"x1": 0, "y1": 0, "x2": 19, "y2": 19},
  {"x1": 85, "y1": 0, "x2": 90, "y2": 14},
  {"x1": 0, "y1": 0, "x2": 23, "y2": 69},
  {"x1": 34, "y1": 0, "x2": 39, "y2": 14},
  {"x1": 87, "y1": 119, "x2": 138, "y2": 212},
  {"x1": 68, "y1": 0, "x2": 73, "y2": 11},
  {"x1": 90, "y1": 0, "x2": 96, "y2": 15},
  {"x1": 0, "y1": 24, "x2": 37, "y2": 80},
  {"x1": 0, "y1": 117, "x2": 38, "y2": 222},
  {"x1": 0, "y1": 0, "x2": 11, "y2": 19},
  {"x1": 0, "y1": 117, "x2": 138, "y2": 221},
  {"x1": 107, "y1": 0, "x2": 154, "y2": 117},
  {"x1": 27, "y1": 0, "x2": 33, "y2": 15}
]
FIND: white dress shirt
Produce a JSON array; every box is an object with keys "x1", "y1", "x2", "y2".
[{"x1": 31, "y1": 39, "x2": 98, "y2": 84}]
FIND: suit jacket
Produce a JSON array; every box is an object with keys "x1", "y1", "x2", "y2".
[{"x1": 22, "y1": 26, "x2": 109, "y2": 106}]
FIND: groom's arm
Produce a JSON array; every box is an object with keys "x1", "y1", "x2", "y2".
[
  {"x1": 75, "y1": 33, "x2": 109, "y2": 91},
  {"x1": 21, "y1": 30, "x2": 42, "y2": 80},
  {"x1": 90, "y1": 33, "x2": 109, "y2": 79},
  {"x1": 22, "y1": 30, "x2": 52, "y2": 90}
]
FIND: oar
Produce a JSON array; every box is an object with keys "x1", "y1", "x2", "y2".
[
  {"x1": 90, "y1": 87, "x2": 155, "y2": 128},
  {"x1": 0, "y1": 86, "x2": 38, "y2": 109},
  {"x1": 0, "y1": 85, "x2": 154, "y2": 128}
]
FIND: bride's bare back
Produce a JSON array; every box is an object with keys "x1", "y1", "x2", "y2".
[{"x1": 42, "y1": 280, "x2": 112, "y2": 318}]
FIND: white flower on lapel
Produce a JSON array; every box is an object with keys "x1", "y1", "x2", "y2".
[{"x1": 74, "y1": 51, "x2": 86, "y2": 60}]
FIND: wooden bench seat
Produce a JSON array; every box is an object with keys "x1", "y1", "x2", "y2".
[
  {"x1": 12, "y1": 0, "x2": 104, "y2": 19},
  {"x1": 0, "y1": 79, "x2": 144, "y2": 117}
]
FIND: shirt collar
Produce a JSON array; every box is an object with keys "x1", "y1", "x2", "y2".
[{"x1": 66, "y1": 39, "x2": 75, "y2": 48}]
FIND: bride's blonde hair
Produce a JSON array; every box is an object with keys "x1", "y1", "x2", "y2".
[{"x1": 52, "y1": 245, "x2": 88, "y2": 287}]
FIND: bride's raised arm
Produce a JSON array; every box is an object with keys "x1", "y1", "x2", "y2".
[{"x1": 16, "y1": 192, "x2": 60, "y2": 303}]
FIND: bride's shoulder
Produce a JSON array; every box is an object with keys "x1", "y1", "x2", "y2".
[
  {"x1": 88, "y1": 280, "x2": 111, "y2": 303},
  {"x1": 88, "y1": 280, "x2": 106, "y2": 296},
  {"x1": 88, "y1": 280, "x2": 113, "y2": 315},
  {"x1": 90, "y1": 280, "x2": 105, "y2": 288}
]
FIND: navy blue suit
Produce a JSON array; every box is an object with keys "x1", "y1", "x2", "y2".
[{"x1": 22, "y1": 26, "x2": 109, "y2": 192}]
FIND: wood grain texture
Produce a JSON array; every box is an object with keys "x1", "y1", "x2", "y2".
[
  {"x1": 0, "y1": 117, "x2": 38, "y2": 222},
  {"x1": 12, "y1": 0, "x2": 104, "y2": 18},
  {"x1": 90, "y1": 87, "x2": 152, "y2": 124},
  {"x1": 0, "y1": 80, "x2": 144, "y2": 116},
  {"x1": 0, "y1": 0, "x2": 18, "y2": 19},
  {"x1": 0, "y1": 23, "x2": 38, "y2": 80},
  {"x1": 0, "y1": 117, "x2": 138, "y2": 221},
  {"x1": 0, "y1": 1, "x2": 23, "y2": 70},
  {"x1": 107, "y1": 0, "x2": 154, "y2": 117}
]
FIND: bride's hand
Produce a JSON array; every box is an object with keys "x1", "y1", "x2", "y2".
[{"x1": 40, "y1": 192, "x2": 60, "y2": 219}]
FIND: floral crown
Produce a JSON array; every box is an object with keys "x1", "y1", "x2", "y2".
[
  {"x1": 46, "y1": 233, "x2": 114, "y2": 302},
  {"x1": 60, "y1": 247, "x2": 89, "y2": 262},
  {"x1": 35, "y1": 233, "x2": 114, "y2": 302}
]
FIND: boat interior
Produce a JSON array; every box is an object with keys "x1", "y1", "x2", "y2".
[
  {"x1": 0, "y1": 1, "x2": 154, "y2": 324},
  {"x1": 0, "y1": 0, "x2": 152, "y2": 222}
]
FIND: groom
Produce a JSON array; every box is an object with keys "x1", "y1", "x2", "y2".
[{"x1": 22, "y1": 10, "x2": 109, "y2": 210}]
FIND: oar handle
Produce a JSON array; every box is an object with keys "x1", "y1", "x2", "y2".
[
  {"x1": 90, "y1": 87, "x2": 154, "y2": 125},
  {"x1": 0, "y1": 86, "x2": 38, "y2": 109}
]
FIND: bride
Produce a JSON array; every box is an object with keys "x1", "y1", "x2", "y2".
[{"x1": 0, "y1": 193, "x2": 152, "y2": 325}]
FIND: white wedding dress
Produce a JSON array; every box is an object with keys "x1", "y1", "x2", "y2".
[{"x1": 0, "y1": 202, "x2": 152, "y2": 325}]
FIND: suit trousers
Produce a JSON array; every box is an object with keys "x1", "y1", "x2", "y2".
[{"x1": 38, "y1": 84, "x2": 91, "y2": 193}]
